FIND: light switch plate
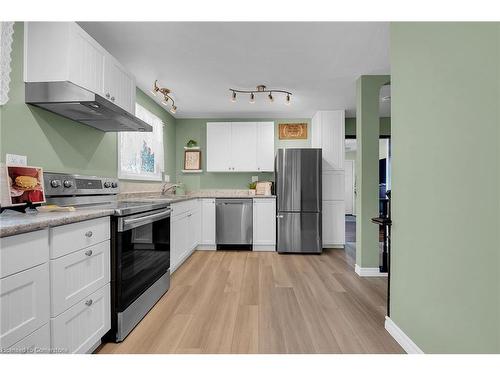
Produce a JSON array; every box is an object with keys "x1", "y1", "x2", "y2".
[
  {"x1": 164, "y1": 174, "x2": 170, "y2": 182},
  {"x1": 251, "y1": 176, "x2": 259, "y2": 182},
  {"x1": 6, "y1": 154, "x2": 27, "y2": 166}
]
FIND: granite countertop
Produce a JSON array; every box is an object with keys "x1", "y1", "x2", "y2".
[
  {"x1": 0, "y1": 207, "x2": 114, "y2": 238},
  {"x1": 0, "y1": 190, "x2": 276, "y2": 238}
]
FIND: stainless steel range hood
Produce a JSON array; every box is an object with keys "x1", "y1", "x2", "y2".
[{"x1": 25, "y1": 81, "x2": 152, "y2": 132}]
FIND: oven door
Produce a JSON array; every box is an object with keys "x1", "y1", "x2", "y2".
[{"x1": 115, "y1": 208, "x2": 171, "y2": 312}]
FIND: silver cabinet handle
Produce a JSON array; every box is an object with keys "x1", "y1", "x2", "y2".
[
  {"x1": 277, "y1": 215, "x2": 284, "y2": 218},
  {"x1": 188, "y1": 213, "x2": 192, "y2": 217},
  {"x1": 106, "y1": 93, "x2": 110, "y2": 98},
  {"x1": 111, "y1": 96, "x2": 115, "y2": 102},
  {"x1": 85, "y1": 231, "x2": 93, "y2": 238},
  {"x1": 85, "y1": 299, "x2": 93, "y2": 306},
  {"x1": 85, "y1": 250, "x2": 93, "y2": 257}
]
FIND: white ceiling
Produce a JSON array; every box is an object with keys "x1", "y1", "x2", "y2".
[{"x1": 79, "y1": 22, "x2": 390, "y2": 119}]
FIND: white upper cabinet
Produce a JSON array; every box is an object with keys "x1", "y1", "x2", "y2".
[
  {"x1": 68, "y1": 24, "x2": 105, "y2": 95},
  {"x1": 207, "y1": 121, "x2": 274, "y2": 172},
  {"x1": 231, "y1": 122, "x2": 258, "y2": 172},
  {"x1": 24, "y1": 22, "x2": 136, "y2": 115},
  {"x1": 103, "y1": 55, "x2": 136, "y2": 114},
  {"x1": 311, "y1": 110, "x2": 345, "y2": 170},
  {"x1": 256, "y1": 122, "x2": 275, "y2": 172},
  {"x1": 207, "y1": 122, "x2": 232, "y2": 172}
]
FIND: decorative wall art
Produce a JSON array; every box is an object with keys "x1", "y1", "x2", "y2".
[
  {"x1": 278, "y1": 123, "x2": 308, "y2": 140},
  {"x1": 184, "y1": 149, "x2": 201, "y2": 171},
  {"x1": 118, "y1": 103, "x2": 165, "y2": 181}
]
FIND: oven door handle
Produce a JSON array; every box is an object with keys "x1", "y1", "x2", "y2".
[{"x1": 118, "y1": 208, "x2": 171, "y2": 232}]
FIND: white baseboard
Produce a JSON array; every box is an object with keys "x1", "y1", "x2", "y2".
[
  {"x1": 252, "y1": 245, "x2": 276, "y2": 252},
  {"x1": 196, "y1": 244, "x2": 216, "y2": 251},
  {"x1": 354, "y1": 264, "x2": 388, "y2": 277},
  {"x1": 384, "y1": 316, "x2": 424, "y2": 354}
]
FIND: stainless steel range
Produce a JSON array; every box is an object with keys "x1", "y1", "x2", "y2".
[{"x1": 44, "y1": 172, "x2": 171, "y2": 342}]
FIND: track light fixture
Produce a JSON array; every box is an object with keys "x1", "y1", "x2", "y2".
[
  {"x1": 151, "y1": 80, "x2": 178, "y2": 114},
  {"x1": 229, "y1": 85, "x2": 292, "y2": 105}
]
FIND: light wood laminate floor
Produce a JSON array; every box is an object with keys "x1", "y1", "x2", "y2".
[{"x1": 97, "y1": 249, "x2": 403, "y2": 354}]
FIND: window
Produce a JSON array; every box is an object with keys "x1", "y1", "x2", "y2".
[{"x1": 118, "y1": 103, "x2": 165, "y2": 181}]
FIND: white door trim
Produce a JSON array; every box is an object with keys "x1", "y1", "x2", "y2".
[
  {"x1": 354, "y1": 264, "x2": 388, "y2": 277},
  {"x1": 384, "y1": 316, "x2": 424, "y2": 354}
]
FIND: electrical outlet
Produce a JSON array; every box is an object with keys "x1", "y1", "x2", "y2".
[
  {"x1": 164, "y1": 174, "x2": 170, "y2": 182},
  {"x1": 6, "y1": 154, "x2": 27, "y2": 166},
  {"x1": 251, "y1": 176, "x2": 259, "y2": 182}
]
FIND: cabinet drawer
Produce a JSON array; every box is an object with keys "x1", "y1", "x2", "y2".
[
  {"x1": 51, "y1": 283, "x2": 110, "y2": 354},
  {"x1": 50, "y1": 217, "x2": 110, "y2": 259},
  {"x1": 50, "y1": 240, "x2": 110, "y2": 317},
  {"x1": 7, "y1": 323, "x2": 50, "y2": 354},
  {"x1": 171, "y1": 199, "x2": 199, "y2": 217},
  {"x1": 0, "y1": 263, "x2": 50, "y2": 349},
  {"x1": 0, "y1": 229, "x2": 49, "y2": 279}
]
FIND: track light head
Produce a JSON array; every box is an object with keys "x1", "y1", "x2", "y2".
[
  {"x1": 268, "y1": 92, "x2": 274, "y2": 102},
  {"x1": 231, "y1": 91, "x2": 237, "y2": 102},
  {"x1": 249, "y1": 93, "x2": 255, "y2": 104},
  {"x1": 285, "y1": 93, "x2": 291, "y2": 105},
  {"x1": 170, "y1": 105, "x2": 177, "y2": 114}
]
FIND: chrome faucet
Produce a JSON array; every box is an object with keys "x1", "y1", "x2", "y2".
[{"x1": 161, "y1": 183, "x2": 181, "y2": 195}]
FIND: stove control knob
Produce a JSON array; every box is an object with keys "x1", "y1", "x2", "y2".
[
  {"x1": 112, "y1": 182, "x2": 118, "y2": 188},
  {"x1": 63, "y1": 180, "x2": 73, "y2": 188},
  {"x1": 104, "y1": 181, "x2": 112, "y2": 188},
  {"x1": 50, "y1": 180, "x2": 61, "y2": 188}
]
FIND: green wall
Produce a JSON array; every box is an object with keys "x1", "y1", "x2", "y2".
[
  {"x1": 175, "y1": 118, "x2": 310, "y2": 191},
  {"x1": 345, "y1": 117, "x2": 391, "y2": 137},
  {"x1": 0, "y1": 22, "x2": 176, "y2": 182},
  {"x1": 390, "y1": 22, "x2": 500, "y2": 353}
]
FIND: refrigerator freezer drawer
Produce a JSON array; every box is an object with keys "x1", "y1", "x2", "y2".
[{"x1": 277, "y1": 212, "x2": 322, "y2": 253}]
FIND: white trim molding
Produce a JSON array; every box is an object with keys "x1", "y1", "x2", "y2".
[
  {"x1": 0, "y1": 22, "x2": 15, "y2": 106},
  {"x1": 385, "y1": 316, "x2": 424, "y2": 354},
  {"x1": 354, "y1": 264, "x2": 388, "y2": 277}
]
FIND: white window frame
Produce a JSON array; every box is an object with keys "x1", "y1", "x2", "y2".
[{"x1": 117, "y1": 103, "x2": 165, "y2": 181}]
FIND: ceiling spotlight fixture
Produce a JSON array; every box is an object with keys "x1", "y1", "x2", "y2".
[
  {"x1": 151, "y1": 80, "x2": 178, "y2": 114},
  {"x1": 229, "y1": 85, "x2": 292, "y2": 106}
]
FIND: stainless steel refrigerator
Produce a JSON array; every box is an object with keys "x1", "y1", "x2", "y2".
[{"x1": 275, "y1": 148, "x2": 322, "y2": 253}]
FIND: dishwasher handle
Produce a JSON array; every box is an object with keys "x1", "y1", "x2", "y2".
[{"x1": 215, "y1": 199, "x2": 252, "y2": 205}]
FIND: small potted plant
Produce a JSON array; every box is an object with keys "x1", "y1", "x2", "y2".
[
  {"x1": 186, "y1": 139, "x2": 198, "y2": 148},
  {"x1": 248, "y1": 182, "x2": 257, "y2": 196}
]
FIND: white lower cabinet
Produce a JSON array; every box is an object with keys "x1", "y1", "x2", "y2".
[
  {"x1": 252, "y1": 198, "x2": 276, "y2": 251},
  {"x1": 51, "y1": 284, "x2": 110, "y2": 354},
  {"x1": 322, "y1": 200, "x2": 346, "y2": 246},
  {"x1": 50, "y1": 240, "x2": 110, "y2": 317},
  {"x1": 171, "y1": 200, "x2": 201, "y2": 272},
  {"x1": 0, "y1": 263, "x2": 50, "y2": 349},
  {"x1": 199, "y1": 198, "x2": 216, "y2": 249},
  {"x1": 7, "y1": 323, "x2": 50, "y2": 354}
]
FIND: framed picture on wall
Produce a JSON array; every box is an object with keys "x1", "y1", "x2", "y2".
[
  {"x1": 278, "y1": 123, "x2": 308, "y2": 140},
  {"x1": 184, "y1": 149, "x2": 201, "y2": 170}
]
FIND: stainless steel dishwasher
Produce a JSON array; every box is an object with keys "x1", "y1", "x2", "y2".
[{"x1": 216, "y1": 198, "x2": 253, "y2": 246}]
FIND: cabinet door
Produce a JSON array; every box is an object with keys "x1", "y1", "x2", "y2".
[
  {"x1": 0, "y1": 263, "x2": 50, "y2": 349},
  {"x1": 322, "y1": 200, "x2": 345, "y2": 246},
  {"x1": 103, "y1": 56, "x2": 136, "y2": 113},
  {"x1": 207, "y1": 122, "x2": 232, "y2": 172},
  {"x1": 256, "y1": 122, "x2": 275, "y2": 172},
  {"x1": 50, "y1": 240, "x2": 110, "y2": 317},
  {"x1": 253, "y1": 199, "x2": 276, "y2": 246},
  {"x1": 51, "y1": 284, "x2": 110, "y2": 354},
  {"x1": 170, "y1": 215, "x2": 183, "y2": 271},
  {"x1": 188, "y1": 209, "x2": 201, "y2": 251},
  {"x1": 68, "y1": 24, "x2": 105, "y2": 95},
  {"x1": 7, "y1": 323, "x2": 50, "y2": 354},
  {"x1": 200, "y1": 199, "x2": 216, "y2": 245},
  {"x1": 321, "y1": 111, "x2": 345, "y2": 170},
  {"x1": 231, "y1": 122, "x2": 258, "y2": 171},
  {"x1": 322, "y1": 170, "x2": 345, "y2": 201}
]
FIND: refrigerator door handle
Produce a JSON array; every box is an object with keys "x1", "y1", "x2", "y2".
[{"x1": 277, "y1": 215, "x2": 284, "y2": 219}]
